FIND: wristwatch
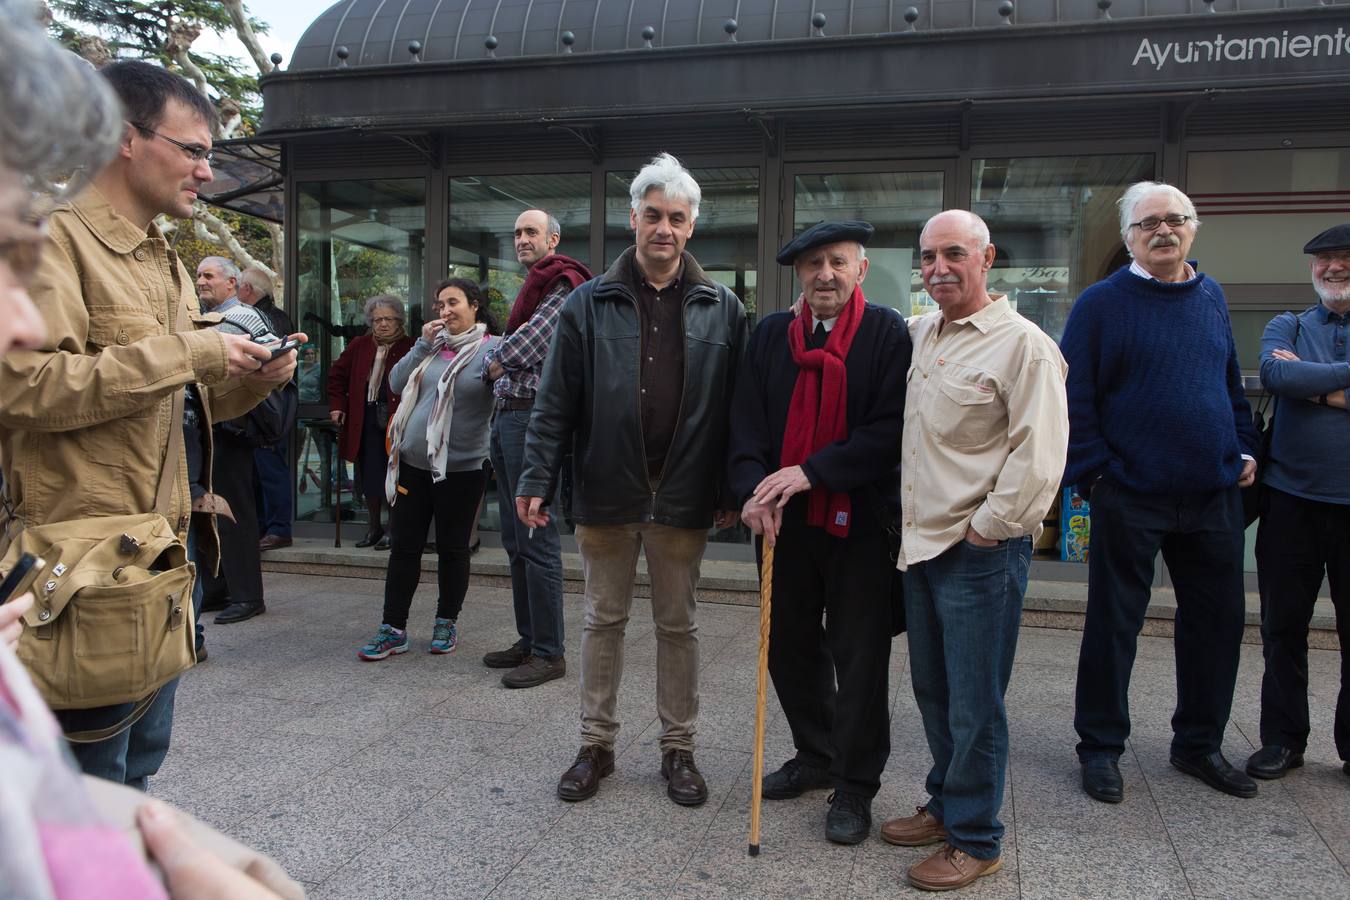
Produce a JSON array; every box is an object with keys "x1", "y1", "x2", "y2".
[{"x1": 1319, "y1": 393, "x2": 1329, "y2": 406}]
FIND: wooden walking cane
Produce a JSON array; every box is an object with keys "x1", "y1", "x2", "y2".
[{"x1": 748, "y1": 541, "x2": 774, "y2": 856}]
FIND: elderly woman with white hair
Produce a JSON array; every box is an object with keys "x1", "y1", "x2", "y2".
[{"x1": 327, "y1": 294, "x2": 416, "y2": 548}]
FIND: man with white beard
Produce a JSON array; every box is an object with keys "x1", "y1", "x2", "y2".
[{"x1": 1245, "y1": 223, "x2": 1350, "y2": 782}]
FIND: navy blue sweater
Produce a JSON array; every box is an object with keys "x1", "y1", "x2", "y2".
[{"x1": 1060, "y1": 266, "x2": 1258, "y2": 494}]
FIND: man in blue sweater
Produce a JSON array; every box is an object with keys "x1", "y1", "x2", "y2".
[
  {"x1": 1062, "y1": 182, "x2": 1260, "y2": 802},
  {"x1": 1245, "y1": 223, "x2": 1350, "y2": 782}
]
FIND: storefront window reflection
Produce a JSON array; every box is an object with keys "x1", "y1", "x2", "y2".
[
  {"x1": 448, "y1": 174, "x2": 591, "y2": 325},
  {"x1": 791, "y1": 170, "x2": 945, "y2": 316},
  {"x1": 295, "y1": 178, "x2": 426, "y2": 528},
  {"x1": 1187, "y1": 148, "x2": 1350, "y2": 370},
  {"x1": 971, "y1": 154, "x2": 1154, "y2": 342}
]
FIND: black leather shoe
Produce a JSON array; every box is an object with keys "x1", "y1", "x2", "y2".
[
  {"x1": 762, "y1": 758, "x2": 831, "y2": 800},
  {"x1": 374, "y1": 536, "x2": 391, "y2": 551},
  {"x1": 661, "y1": 749, "x2": 708, "y2": 807},
  {"x1": 1081, "y1": 756, "x2": 1124, "y2": 803},
  {"x1": 354, "y1": 528, "x2": 384, "y2": 549},
  {"x1": 482, "y1": 643, "x2": 530, "y2": 669},
  {"x1": 214, "y1": 602, "x2": 265, "y2": 625},
  {"x1": 1245, "y1": 745, "x2": 1304, "y2": 780},
  {"x1": 1171, "y1": 751, "x2": 1258, "y2": 798},
  {"x1": 825, "y1": 791, "x2": 872, "y2": 845},
  {"x1": 557, "y1": 745, "x2": 614, "y2": 801},
  {"x1": 200, "y1": 593, "x2": 230, "y2": 613}
]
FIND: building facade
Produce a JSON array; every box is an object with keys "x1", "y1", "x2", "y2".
[{"x1": 216, "y1": 0, "x2": 1350, "y2": 578}]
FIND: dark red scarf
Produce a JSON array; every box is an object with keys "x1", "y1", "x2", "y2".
[
  {"x1": 506, "y1": 253, "x2": 593, "y2": 334},
  {"x1": 782, "y1": 285, "x2": 864, "y2": 537}
]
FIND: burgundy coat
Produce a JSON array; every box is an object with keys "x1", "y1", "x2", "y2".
[{"x1": 326, "y1": 332, "x2": 415, "y2": 461}]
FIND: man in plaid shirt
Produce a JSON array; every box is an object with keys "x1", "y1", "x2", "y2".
[{"x1": 482, "y1": 209, "x2": 592, "y2": 688}]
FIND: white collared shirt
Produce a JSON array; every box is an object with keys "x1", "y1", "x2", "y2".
[{"x1": 900, "y1": 297, "x2": 1069, "y2": 567}]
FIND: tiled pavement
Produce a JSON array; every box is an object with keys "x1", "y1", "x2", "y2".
[{"x1": 154, "y1": 571, "x2": 1350, "y2": 898}]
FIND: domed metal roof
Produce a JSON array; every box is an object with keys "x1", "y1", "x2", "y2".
[{"x1": 288, "y1": 0, "x2": 1017, "y2": 70}]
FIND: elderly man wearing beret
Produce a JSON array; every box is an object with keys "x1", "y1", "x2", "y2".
[
  {"x1": 729, "y1": 221, "x2": 911, "y2": 845},
  {"x1": 1246, "y1": 223, "x2": 1350, "y2": 782}
]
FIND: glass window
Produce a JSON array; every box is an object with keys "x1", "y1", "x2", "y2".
[
  {"x1": 605, "y1": 167, "x2": 759, "y2": 319},
  {"x1": 791, "y1": 170, "x2": 945, "y2": 316},
  {"x1": 971, "y1": 154, "x2": 1154, "y2": 342},
  {"x1": 295, "y1": 178, "x2": 426, "y2": 528},
  {"x1": 1187, "y1": 148, "x2": 1350, "y2": 369},
  {"x1": 448, "y1": 174, "x2": 591, "y2": 324}
]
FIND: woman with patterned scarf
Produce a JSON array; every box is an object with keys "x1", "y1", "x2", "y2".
[{"x1": 357, "y1": 278, "x2": 501, "y2": 660}]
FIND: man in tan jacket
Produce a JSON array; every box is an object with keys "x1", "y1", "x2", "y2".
[{"x1": 0, "y1": 61, "x2": 301, "y2": 788}]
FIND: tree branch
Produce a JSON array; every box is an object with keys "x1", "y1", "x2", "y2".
[
  {"x1": 193, "y1": 204, "x2": 274, "y2": 278},
  {"x1": 221, "y1": 0, "x2": 274, "y2": 75}
]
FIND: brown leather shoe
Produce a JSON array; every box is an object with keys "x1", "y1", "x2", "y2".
[
  {"x1": 661, "y1": 749, "x2": 708, "y2": 807},
  {"x1": 557, "y1": 745, "x2": 614, "y2": 802},
  {"x1": 258, "y1": 534, "x2": 293, "y2": 551},
  {"x1": 882, "y1": 805, "x2": 949, "y2": 847},
  {"x1": 907, "y1": 844, "x2": 1003, "y2": 892}
]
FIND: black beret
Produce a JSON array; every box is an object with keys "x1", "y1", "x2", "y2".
[
  {"x1": 776, "y1": 220, "x2": 875, "y2": 265},
  {"x1": 1303, "y1": 223, "x2": 1350, "y2": 254}
]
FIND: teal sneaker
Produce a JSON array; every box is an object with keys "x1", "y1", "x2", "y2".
[
  {"x1": 429, "y1": 618, "x2": 457, "y2": 655},
  {"x1": 357, "y1": 624, "x2": 408, "y2": 661}
]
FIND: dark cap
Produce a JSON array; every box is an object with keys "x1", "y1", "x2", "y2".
[
  {"x1": 1303, "y1": 223, "x2": 1350, "y2": 254},
  {"x1": 776, "y1": 220, "x2": 874, "y2": 266}
]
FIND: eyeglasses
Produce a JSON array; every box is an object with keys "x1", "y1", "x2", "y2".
[
  {"x1": 1128, "y1": 213, "x2": 1192, "y2": 232},
  {"x1": 372, "y1": 316, "x2": 400, "y2": 324},
  {"x1": 130, "y1": 123, "x2": 214, "y2": 163}
]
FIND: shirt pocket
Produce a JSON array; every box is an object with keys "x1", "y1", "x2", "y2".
[{"x1": 928, "y1": 370, "x2": 1003, "y2": 449}]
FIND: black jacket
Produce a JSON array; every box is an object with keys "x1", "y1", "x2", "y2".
[
  {"x1": 519, "y1": 249, "x2": 748, "y2": 529},
  {"x1": 727, "y1": 304, "x2": 911, "y2": 534}
]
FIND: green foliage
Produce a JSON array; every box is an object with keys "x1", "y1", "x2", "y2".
[{"x1": 49, "y1": 0, "x2": 269, "y2": 127}]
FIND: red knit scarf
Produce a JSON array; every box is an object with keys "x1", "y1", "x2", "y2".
[
  {"x1": 782, "y1": 285, "x2": 864, "y2": 537},
  {"x1": 506, "y1": 253, "x2": 593, "y2": 334}
]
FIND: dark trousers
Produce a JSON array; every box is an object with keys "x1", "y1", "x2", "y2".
[
  {"x1": 200, "y1": 431, "x2": 263, "y2": 607},
  {"x1": 382, "y1": 463, "x2": 486, "y2": 630},
  {"x1": 490, "y1": 408, "x2": 565, "y2": 658},
  {"x1": 1074, "y1": 482, "x2": 1246, "y2": 760},
  {"x1": 253, "y1": 441, "x2": 292, "y2": 538},
  {"x1": 1256, "y1": 486, "x2": 1350, "y2": 760},
  {"x1": 765, "y1": 507, "x2": 894, "y2": 798}
]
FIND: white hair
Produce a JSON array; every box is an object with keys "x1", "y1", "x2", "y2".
[
  {"x1": 629, "y1": 153, "x2": 701, "y2": 221},
  {"x1": 198, "y1": 256, "x2": 239, "y2": 281},
  {"x1": 920, "y1": 210, "x2": 991, "y2": 252},
  {"x1": 0, "y1": 0, "x2": 122, "y2": 199},
  {"x1": 362, "y1": 294, "x2": 405, "y2": 326},
  {"x1": 1117, "y1": 182, "x2": 1200, "y2": 244},
  {"x1": 239, "y1": 266, "x2": 272, "y2": 297}
]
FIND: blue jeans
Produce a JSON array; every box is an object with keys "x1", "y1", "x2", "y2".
[
  {"x1": 904, "y1": 536, "x2": 1031, "y2": 861},
  {"x1": 55, "y1": 678, "x2": 179, "y2": 790},
  {"x1": 254, "y1": 442, "x2": 292, "y2": 538},
  {"x1": 490, "y1": 408, "x2": 564, "y2": 658}
]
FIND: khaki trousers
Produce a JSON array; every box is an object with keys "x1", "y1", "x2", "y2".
[{"x1": 574, "y1": 521, "x2": 708, "y2": 752}]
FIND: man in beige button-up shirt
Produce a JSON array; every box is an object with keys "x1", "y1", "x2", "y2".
[{"x1": 882, "y1": 210, "x2": 1067, "y2": 893}]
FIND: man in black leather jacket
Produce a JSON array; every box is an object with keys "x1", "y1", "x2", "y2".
[{"x1": 518, "y1": 153, "x2": 748, "y2": 808}]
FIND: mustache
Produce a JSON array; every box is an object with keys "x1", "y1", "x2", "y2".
[
  {"x1": 928, "y1": 275, "x2": 960, "y2": 285},
  {"x1": 1148, "y1": 233, "x2": 1181, "y2": 249}
]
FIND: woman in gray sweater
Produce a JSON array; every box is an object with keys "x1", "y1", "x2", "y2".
[{"x1": 358, "y1": 277, "x2": 501, "y2": 660}]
